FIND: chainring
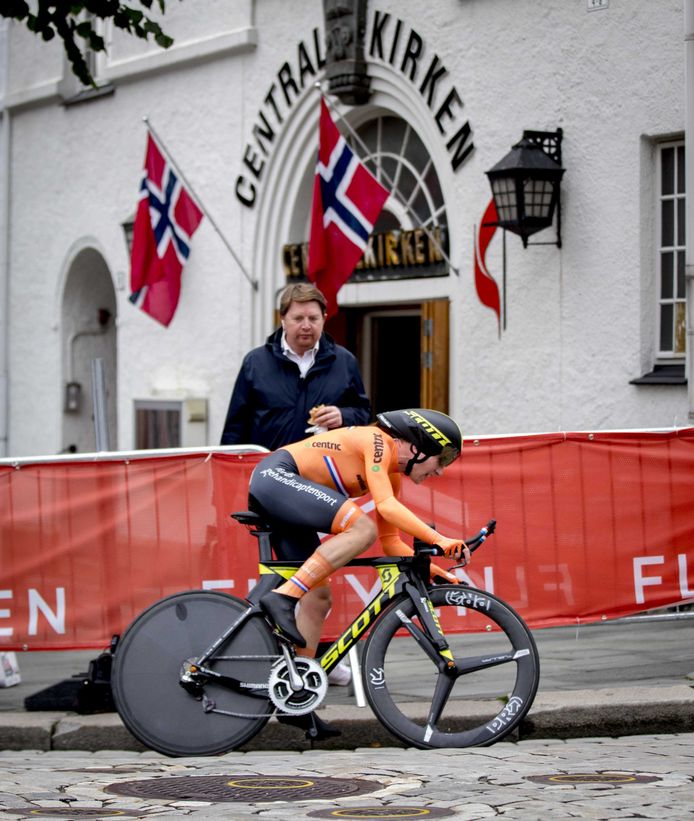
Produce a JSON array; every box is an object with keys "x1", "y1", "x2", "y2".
[{"x1": 268, "y1": 656, "x2": 328, "y2": 715}]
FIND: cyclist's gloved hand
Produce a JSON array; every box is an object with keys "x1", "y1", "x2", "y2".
[
  {"x1": 436, "y1": 538, "x2": 470, "y2": 564},
  {"x1": 430, "y1": 562, "x2": 459, "y2": 585}
]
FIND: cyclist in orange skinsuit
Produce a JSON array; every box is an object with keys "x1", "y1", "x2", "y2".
[
  {"x1": 249, "y1": 408, "x2": 469, "y2": 738},
  {"x1": 283, "y1": 425, "x2": 452, "y2": 550},
  {"x1": 250, "y1": 406, "x2": 469, "y2": 647}
]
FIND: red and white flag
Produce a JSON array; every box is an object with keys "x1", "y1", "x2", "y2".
[
  {"x1": 129, "y1": 133, "x2": 204, "y2": 327},
  {"x1": 474, "y1": 198, "x2": 501, "y2": 331},
  {"x1": 307, "y1": 98, "x2": 390, "y2": 316}
]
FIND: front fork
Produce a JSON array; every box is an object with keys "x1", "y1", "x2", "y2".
[
  {"x1": 401, "y1": 578, "x2": 460, "y2": 733},
  {"x1": 402, "y1": 579, "x2": 456, "y2": 672}
]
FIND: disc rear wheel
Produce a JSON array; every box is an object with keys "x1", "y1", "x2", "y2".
[{"x1": 112, "y1": 590, "x2": 279, "y2": 756}]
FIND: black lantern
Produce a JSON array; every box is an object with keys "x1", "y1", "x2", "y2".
[{"x1": 486, "y1": 129, "x2": 564, "y2": 248}]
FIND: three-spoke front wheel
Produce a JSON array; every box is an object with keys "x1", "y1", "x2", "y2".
[{"x1": 362, "y1": 585, "x2": 540, "y2": 748}]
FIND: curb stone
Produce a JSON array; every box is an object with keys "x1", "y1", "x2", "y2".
[{"x1": 1, "y1": 685, "x2": 693, "y2": 752}]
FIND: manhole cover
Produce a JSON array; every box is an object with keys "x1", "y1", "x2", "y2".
[
  {"x1": 107, "y1": 775, "x2": 377, "y2": 802},
  {"x1": 526, "y1": 772, "x2": 662, "y2": 786},
  {"x1": 307, "y1": 807, "x2": 456, "y2": 818}
]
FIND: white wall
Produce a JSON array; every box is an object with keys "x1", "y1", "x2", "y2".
[
  {"x1": 4, "y1": 3, "x2": 263, "y2": 455},
  {"x1": 2, "y1": 0, "x2": 689, "y2": 456},
  {"x1": 0, "y1": 19, "x2": 9, "y2": 457},
  {"x1": 433, "y1": 0, "x2": 686, "y2": 433}
]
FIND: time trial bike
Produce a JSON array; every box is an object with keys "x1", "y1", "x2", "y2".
[{"x1": 111, "y1": 512, "x2": 540, "y2": 756}]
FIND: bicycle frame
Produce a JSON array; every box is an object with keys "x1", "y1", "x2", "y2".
[
  {"x1": 187, "y1": 552, "x2": 454, "y2": 697},
  {"x1": 184, "y1": 513, "x2": 496, "y2": 705},
  {"x1": 311, "y1": 556, "x2": 455, "y2": 676}
]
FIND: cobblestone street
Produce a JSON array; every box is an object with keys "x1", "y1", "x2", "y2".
[{"x1": 0, "y1": 732, "x2": 692, "y2": 820}]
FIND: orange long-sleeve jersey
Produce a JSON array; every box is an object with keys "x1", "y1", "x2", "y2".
[{"x1": 283, "y1": 425, "x2": 441, "y2": 549}]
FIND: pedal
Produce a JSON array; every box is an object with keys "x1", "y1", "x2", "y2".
[{"x1": 277, "y1": 710, "x2": 341, "y2": 741}]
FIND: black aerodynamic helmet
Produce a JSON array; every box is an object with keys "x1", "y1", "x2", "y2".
[{"x1": 375, "y1": 408, "x2": 463, "y2": 475}]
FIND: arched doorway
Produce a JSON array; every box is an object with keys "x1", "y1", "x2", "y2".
[
  {"x1": 253, "y1": 75, "x2": 456, "y2": 415},
  {"x1": 61, "y1": 248, "x2": 117, "y2": 453}
]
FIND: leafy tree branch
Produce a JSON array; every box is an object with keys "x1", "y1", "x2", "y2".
[{"x1": 3, "y1": 1, "x2": 177, "y2": 87}]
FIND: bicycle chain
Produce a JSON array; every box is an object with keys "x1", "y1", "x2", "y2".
[
  {"x1": 201, "y1": 695, "x2": 274, "y2": 720},
  {"x1": 197, "y1": 655, "x2": 328, "y2": 719}
]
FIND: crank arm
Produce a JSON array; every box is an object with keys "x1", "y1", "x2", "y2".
[{"x1": 280, "y1": 644, "x2": 305, "y2": 692}]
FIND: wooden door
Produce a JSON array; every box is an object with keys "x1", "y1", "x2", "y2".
[{"x1": 420, "y1": 298, "x2": 449, "y2": 413}]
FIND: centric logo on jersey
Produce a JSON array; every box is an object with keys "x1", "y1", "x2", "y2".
[{"x1": 372, "y1": 432, "x2": 385, "y2": 462}]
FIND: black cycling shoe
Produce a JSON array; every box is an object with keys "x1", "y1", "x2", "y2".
[
  {"x1": 277, "y1": 711, "x2": 342, "y2": 741},
  {"x1": 259, "y1": 591, "x2": 306, "y2": 648}
]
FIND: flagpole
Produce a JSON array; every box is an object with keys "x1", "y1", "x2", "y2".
[
  {"x1": 316, "y1": 83, "x2": 459, "y2": 276},
  {"x1": 502, "y1": 227, "x2": 507, "y2": 333},
  {"x1": 142, "y1": 117, "x2": 258, "y2": 291}
]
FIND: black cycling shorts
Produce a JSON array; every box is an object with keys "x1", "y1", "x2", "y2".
[{"x1": 248, "y1": 449, "x2": 348, "y2": 561}]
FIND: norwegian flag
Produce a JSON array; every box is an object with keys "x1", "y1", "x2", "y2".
[
  {"x1": 307, "y1": 98, "x2": 390, "y2": 316},
  {"x1": 129, "y1": 133, "x2": 204, "y2": 327}
]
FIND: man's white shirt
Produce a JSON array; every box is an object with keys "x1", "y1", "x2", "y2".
[{"x1": 282, "y1": 333, "x2": 320, "y2": 378}]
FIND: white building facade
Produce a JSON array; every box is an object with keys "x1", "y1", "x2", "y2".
[{"x1": 0, "y1": 0, "x2": 691, "y2": 458}]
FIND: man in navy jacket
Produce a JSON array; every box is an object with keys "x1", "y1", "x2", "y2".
[{"x1": 220, "y1": 283, "x2": 371, "y2": 449}]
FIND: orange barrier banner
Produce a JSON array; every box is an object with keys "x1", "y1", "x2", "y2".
[{"x1": 1, "y1": 429, "x2": 693, "y2": 650}]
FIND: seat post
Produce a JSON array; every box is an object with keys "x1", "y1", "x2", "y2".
[
  {"x1": 230, "y1": 510, "x2": 274, "y2": 562},
  {"x1": 253, "y1": 529, "x2": 274, "y2": 563}
]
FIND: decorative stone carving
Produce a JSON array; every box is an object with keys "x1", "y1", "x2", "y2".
[{"x1": 323, "y1": 0, "x2": 371, "y2": 104}]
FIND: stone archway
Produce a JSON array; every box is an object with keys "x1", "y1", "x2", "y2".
[
  {"x1": 250, "y1": 71, "x2": 455, "y2": 413},
  {"x1": 250, "y1": 65, "x2": 457, "y2": 346},
  {"x1": 61, "y1": 248, "x2": 117, "y2": 453}
]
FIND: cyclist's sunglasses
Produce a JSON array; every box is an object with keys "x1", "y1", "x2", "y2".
[{"x1": 437, "y1": 446, "x2": 459, "y2": 468}]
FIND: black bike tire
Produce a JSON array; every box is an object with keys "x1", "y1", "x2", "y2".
[
  {"x1": 361, "y1": 585, "x2": 540, "y2": 749},
  {"x1": 111, "y1": 590, "x2": 278, "y2": 756}
]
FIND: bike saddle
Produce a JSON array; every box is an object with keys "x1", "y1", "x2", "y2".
[{"x1": 230, "y1": 510, "x2": 273, "y2": 531}]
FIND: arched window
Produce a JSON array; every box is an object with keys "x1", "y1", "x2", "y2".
[
  {"x1": 348, "y1": 115, "x2": 448, "y2": 281},
  {"x1": 354, "y1": 117, "x2": 446, "y2": 228}
]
